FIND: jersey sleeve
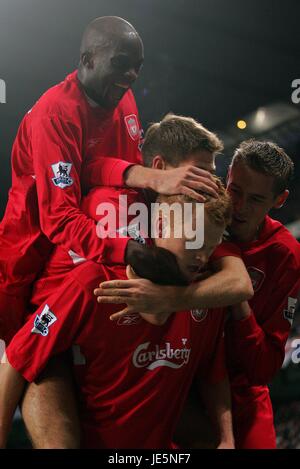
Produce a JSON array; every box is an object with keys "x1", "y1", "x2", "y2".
[
  {"x1": 227, "y1": 250, "x2": 300, "y2": 385},
  {"x1": 210, "y1": 241, "x2": 242, "y2": 263},
  {"x1": 6, "y1": 264, "x2": 99, "y2": 382},
  {"x1": 31, "y1": 115, "x2": 129, "y2": 265},
  {"x1": 197, "y1": 312, "x2": 227, "y2": 385},
  {"x1": 82, "y1": 157, "x2": 139, "y2": 190}
]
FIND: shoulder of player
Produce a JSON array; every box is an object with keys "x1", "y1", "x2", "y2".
[
  {"x1": 117, "y1": 89, "x2": 139, "y2": 115},
  {"x1": 269, "y1": 230, "x2": 300, "y2": 270},
  {"x1": 27, "y1": 74, "x2": 85, "y2": 126},
  {"x1": 210, "y1": 240, "x2": 242, "y2": 264}
]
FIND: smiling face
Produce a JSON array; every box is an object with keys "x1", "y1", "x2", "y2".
[
  {"x1": 227, "y1": 161, "x2": 288, "y2": 242},
  {"x1": 81, "y1": 31, "x2": 144, "y2": 109}
]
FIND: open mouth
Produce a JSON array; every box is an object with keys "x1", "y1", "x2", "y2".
[
  {"x1": 108, "y1": 83, "x2": 130, "y2": 103},
  {"x1": 114, "y1": 83, "x2": 130, "y2": 89}
]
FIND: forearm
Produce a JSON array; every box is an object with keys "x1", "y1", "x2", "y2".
[
  {"x1": 124, "y1": 164, "x2": 159, "y2": 191},
  {"x1": 167, "y1": 257, "x2": 253, "y2": 311},
  {"x1": 97, "y1": 257, "x2": 253, "y2": 319},
  {"x1": 83, "y1": 157, "x2": 137, "y2": 189},
  {"x1": 163, "y1": 272, "x2": 253, "y2": 312},
  {"x1": 188, "y1": 273, "x2": 251, "y2": 309},
  {"x1": 0, "y1": 359, "x2": 26, "y2": 448},
  {"x1": 200, "y1": 376, "x2": 234, "y2": 447}
]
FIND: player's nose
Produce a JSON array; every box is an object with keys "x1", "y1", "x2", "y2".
[
  {"x1": 196, "y1": 252, "x2": 209, "y2": 266},
  {"x1": 124, "y1": 67, "x2": 139, "y2": 83}
]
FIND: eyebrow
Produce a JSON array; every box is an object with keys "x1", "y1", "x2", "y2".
[
  {"x1": 115, "y1": 52, "x2": 144, "y2": 62},
  {"x1": 230, "y1": 182, "x2": 267, "y2": 200}
]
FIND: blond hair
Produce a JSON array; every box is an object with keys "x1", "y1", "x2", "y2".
[{"x1": 156, "y1": 176, "x2": 232, "y2": 227}]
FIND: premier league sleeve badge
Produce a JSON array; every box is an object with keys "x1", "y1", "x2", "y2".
[{"x1": 51, "y1": 162, "x2": 74, "y2": 188}]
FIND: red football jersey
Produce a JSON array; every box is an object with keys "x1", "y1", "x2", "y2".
[
  {"x1": 29, "y1": 185, "x2": 234, "y2": 309},
  {"x1": 30, "y1": 186, "x2": 146, "y2": 308},
  {"x1": 6, "y1": 260, "x2": 226, "y2": 449},
  {"x1": 0, "y1": 71, "x2": 142, "y2": 296},
  {"x1": 212, "y1": 215, "x2": 300, "y2": 448},
  {"x1": 214, "y1": 216, "x2": 300, "y2": 387}
]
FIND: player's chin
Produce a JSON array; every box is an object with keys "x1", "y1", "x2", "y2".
[
  {"x1": 105, "y1": 90, "x2": 126, "y2": 109},
  {"x1": 228, "y1": 223, "x2": 241, "y2": 236},
  {"x1": 101, "y1": 99, "x2": 118, "y2": 110}
]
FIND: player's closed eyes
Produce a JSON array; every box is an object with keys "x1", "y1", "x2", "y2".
[
  {"x1": 250, "y1": 196, "x2": 264, "y2": 204},
  {"x1": 229, "y1": 186, "x2": 240, "y2": 194}
]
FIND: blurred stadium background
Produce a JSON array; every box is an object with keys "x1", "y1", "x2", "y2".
[{"x1": 1, "y1": 0, "x2": 300, "y2": 449}]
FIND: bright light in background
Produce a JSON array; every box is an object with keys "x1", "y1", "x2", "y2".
[{"x1": 237, "y1": 119, "x2": 247, "y2": 130}]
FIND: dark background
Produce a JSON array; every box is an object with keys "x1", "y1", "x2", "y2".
[{"x1": 1, "y1": 0, "x2": 300, "y2": 219}]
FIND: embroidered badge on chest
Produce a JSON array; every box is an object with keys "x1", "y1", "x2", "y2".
[
  {"x1": 190, "y1": 308, "x2": 208, "y2": 322},
  {"x1": 124, "y1": 114, "x2": 139, "y2": 141},
  {"x1": 247, "y1": 267, "x2": 265, "y2": 292}
]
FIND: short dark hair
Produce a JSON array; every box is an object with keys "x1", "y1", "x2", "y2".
[
  {"x1": 142, "y1": 113, "x2": 223, "y2": 167},
  {"x1": 231, "y1": 140, "x2": 294, "y2": 196}
]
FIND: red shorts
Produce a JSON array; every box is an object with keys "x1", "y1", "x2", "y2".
[
  {"x1": 233, "y1": 390, "x2": 276, "y2": 449},
  {"x1": 0, "y1": 290, "x2": 30, "y2": 346}
]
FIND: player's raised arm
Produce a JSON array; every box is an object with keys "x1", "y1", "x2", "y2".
[
  {"x1": 83, "y1": 156, "x2": 219, "y2": 202},
  {"x1": 124, "y1": 163, "x2": 219, "y2": 201},
  {"x1": 95, "y1": 252, "x2": 253, "y2": 319},
  {"x1": 32, "y1": 116, "x2": 129, "y2": 265}
]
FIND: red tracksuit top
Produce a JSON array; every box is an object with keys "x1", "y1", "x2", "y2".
[{"x1": 0, "y1": 70, "x2": 142, "y2": 295}]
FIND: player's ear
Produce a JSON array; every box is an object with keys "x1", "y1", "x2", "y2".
[
  {"x1": 226, "y1": 165, "x2": 232, "y2": 186},
  {"x1": 151, "y1": 155, "x2": 166, "y2": 170},
  {"x1": 81, "y1": 51, "x2": 94, "y2": 69},
  {"x1": 273, "y1": 189, "x2": 289, "y2": 209},
  {"x1": 126, "y1": 265, "x2": 139, "y2": 279}
]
